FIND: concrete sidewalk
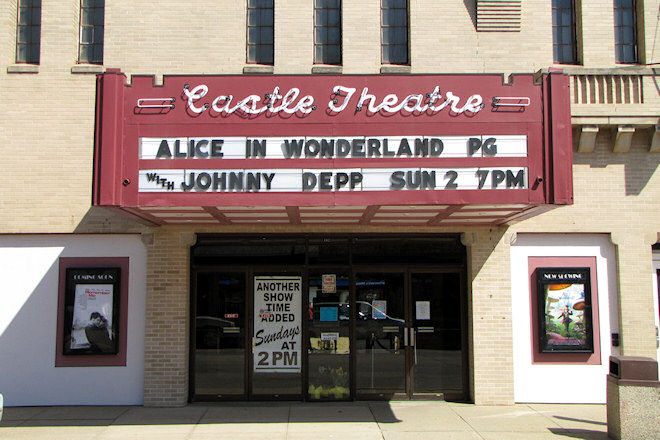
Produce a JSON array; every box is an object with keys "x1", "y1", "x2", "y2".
[{"x1": 0, "y1": 401, "x2": 609, "y2": 440}]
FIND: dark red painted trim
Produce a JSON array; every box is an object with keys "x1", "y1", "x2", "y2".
[
  {"x1": 285, "y1": 206, "x2": 302, "y2": 224},
  {"x1": 202, "y1": 206, "x2": 232, "y2": 224},
  {"x1": 94, "y1": 71, "x2": 127, "y2": 206},
  {"x1": 548, "y1": 73, "x2": 574, "y2": 204}
]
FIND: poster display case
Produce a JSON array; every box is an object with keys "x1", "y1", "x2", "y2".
[
  {"x1": 62, "y1": 267, "x2": 121, "y2": 355},
  {"x1": 537, "y1": 267, "x2": 594, "y2": 353}
]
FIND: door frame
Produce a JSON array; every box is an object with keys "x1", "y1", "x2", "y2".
[{"x1": 189, "y1": 235, "x2": 469, "y2": 402}]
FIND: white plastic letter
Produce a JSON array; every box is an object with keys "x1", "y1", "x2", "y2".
[{"x1": 184, "y1": 85, "x2": 209, "y2": 114}]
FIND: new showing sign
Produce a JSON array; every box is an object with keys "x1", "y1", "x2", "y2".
[{"x1": 253, "y1": 276, "x2": 302, "y2": 373}]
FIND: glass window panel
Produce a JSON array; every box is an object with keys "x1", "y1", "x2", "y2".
[
  {"x1": 622, "y1": 12, "x2": 633, "y2": 26},
  {"x1": 382, "y1": 45, "x2": 392, "y2": 64},
  {"x1": 82, "y1": 9, "x2": 93, "y2": 25},
  {"x1": 624, "y1": 28, "x2": 634, "y2": 44},
  {"x1": 383, "y1": 0, "x2": 395, "y2": 8},
  {"x1": 261, "y1": 9, "x2": 273, "y2": 26},
  {"x1": 18, "y1": 8, "x2": 30, "y2": 25},
  {"x1": 395, "y1": 10, "x2": 406, "y2": 27},
  {"x1": 16, "y1": 45, "x2": 28, "y2": 63},
  {"x1": 625, "y1": 46, "x2": 635, "y2": 62},
  {"x1": 382, "y1": 9, "x2": 394, "y2": 26},
  {"x1": 247, "y1": 45, "x2": 257, "y2": 63},
  {"x1": 563, "y1": 45, "x2": 574, "y2": 63},
  {"x1": 328, "y1": 28, "x2": 340, "y2": 44},
  {"x1": 31, "y1": 26, "x2": 40, "y2": 41},
  {"x1": 262, "y1": 0, "x2": 273, "y2": 7},
  {"x1": 328, "y1": 0, "x2": 340, "y2": 8},
  {"x1": 562, "y1": 26, "x2": 572, "y2": 43},
  {"x1": 261, "y1": 27, "x2": 273, "y2": 44},
  {"x1": 382, "y1": 28, "x2": 392, "y2": 44},
  {"x1": 93, "y1": 44, "x2": 103, "y2": 63},
  {"x1": 622, "y1": 0, "x2": 633, "y2": 7},
  {"x1": 315, "y1": 9, "x2": 327, "y2": 26},
  {"x1": 248, "y1": 10, "x2": 260, "y2": 26},
  {"x1": 248, "y1": 27, "x2": 260, "y2": 44},
  {"x1": 259, "y1": 45, "x2": 274, "y2": 64},
  {"x1": 315, "y1": 28, "x2": 327, "y2": 44},
  {"x1": 94, "y1": 8, "x2": 104, "y2": 26},
  {"x1": 328, "y1": 9, "x2": 340, "y2": 26},
  {"x1": 96, "y1": 26, "x2": 104, "y2": 43},
  {"x1": 79, "y1": 45, "x2": 91, "y2": 62},
  {"x1": 394, "y1": 45, "x2": 407, "y2": 64},
  {"x1": 327, "y1": 45, "x2": 340, "y2": 64},
  {"x1": 315, "y1": 45, "x2": 325, "y2": 63},
  {"x1": 81, "y1": 27, "x2": 94, "y2": 43},
  {"x1": 395, "y1": 28, "x2": 407, "y2": 44},
  {"x1": 17, "y1": 27, "x2": 30, "y2": 43},
  {"x1": 561, "y1": 9, "x2": 571, "y2": 27},
  {"x1": 552, "y1": 26, "x2": 561, "y2": 42},
  {"x1": 30, "y1": 44, "x2": 40, "y2": 63},
  {"x1": 32, "y1": 8, "x2": 41, "y2": 25}
]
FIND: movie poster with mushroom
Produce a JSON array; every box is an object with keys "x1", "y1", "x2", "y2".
[{"x1": 537, "y1": 268, "x2": 594, "y2": 353}]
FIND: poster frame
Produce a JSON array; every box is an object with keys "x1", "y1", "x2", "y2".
[{"x1": 536, "y1": 267, "x2": 594, "y2": 354}]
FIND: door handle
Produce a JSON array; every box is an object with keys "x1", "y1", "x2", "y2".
[{"x1": 404, "y1": 327, "x2": 409, "y2": 346}]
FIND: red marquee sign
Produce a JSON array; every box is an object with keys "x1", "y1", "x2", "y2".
[{"x1": 93, "y1": 71, "x2": 572, "y2": 226}]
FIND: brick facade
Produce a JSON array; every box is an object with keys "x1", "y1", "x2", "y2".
[{"x1": 1, "y1": 0, "x2": 658, "y2": 406}]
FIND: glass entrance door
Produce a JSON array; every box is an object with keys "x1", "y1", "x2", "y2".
[
  {"x1": 410, "y1": 272, "x2": 466, "y2": 400},
  {"x1": 355, "y1": 272, "x2": 406, "y2": 398},
  {"x1": 193, "y1": 272, "x2": 246, "y2": 399},
  {"x1": 353, "y1": 270, "x2": 466, "y2": 400}
]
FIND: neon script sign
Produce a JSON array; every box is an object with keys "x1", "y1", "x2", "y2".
[{"x1": 182, "y1": 84, "x2": 484, "y2": 116}]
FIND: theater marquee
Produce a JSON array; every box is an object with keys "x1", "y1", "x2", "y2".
[{"x1": 93, "y1": 71, "x2": 573, "y2": 226}]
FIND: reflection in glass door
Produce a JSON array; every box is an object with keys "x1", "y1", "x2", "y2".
[
  {"x1": 411, "y1": 272, "x2": 465, "y2": 399},
  {"x1": 193, "y1": 272, "x2": 246, "y2": 398},
  {"x1": 307, "y1": 272, "x2": 350, "y2": 400},
  {"x1": 355, "y1": 273, "x2": 406, "y2": 397}
]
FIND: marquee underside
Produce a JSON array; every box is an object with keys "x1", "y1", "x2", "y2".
[{"x1": 117, "y1": 203, "x2": 551, "y2": 227}]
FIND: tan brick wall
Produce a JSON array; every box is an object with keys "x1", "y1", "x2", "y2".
[
  {"x1": 464, "y1": 229, "x2": 515, "y2": 404},
  {"x1": 143, "y1": 227, "x2": 191, "y2": 406}
]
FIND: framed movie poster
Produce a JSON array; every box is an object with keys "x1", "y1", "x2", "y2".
[
  {"x1": 62, "y1": 267, "x2": 121, "y2": 355},
  {"x1": 537, "y1": 267, "x2": 594, "y2": 353}
]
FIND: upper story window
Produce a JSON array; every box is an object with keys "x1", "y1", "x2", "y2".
[
  {"x1": 314, "y1": 0, "x2": 341, "y2": 65},
  {"x1": 16, "y1": 0, "x2": 42, "y2": 64},
  {"x1": 381, "y1": 0, "x2": 408, "y2": 65},
  {"x1": 247, "y1": 0, "x2": 274, "y2": 65},
  {"x1": 552, "y1": 0, "x2": 577, "y2": 64},
  {"x1": 614, "y1": 0, "x2": 637, "y2": 63},
  {"x1": 78, "y1": 0, "x2": 105, "y2": 64}
]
